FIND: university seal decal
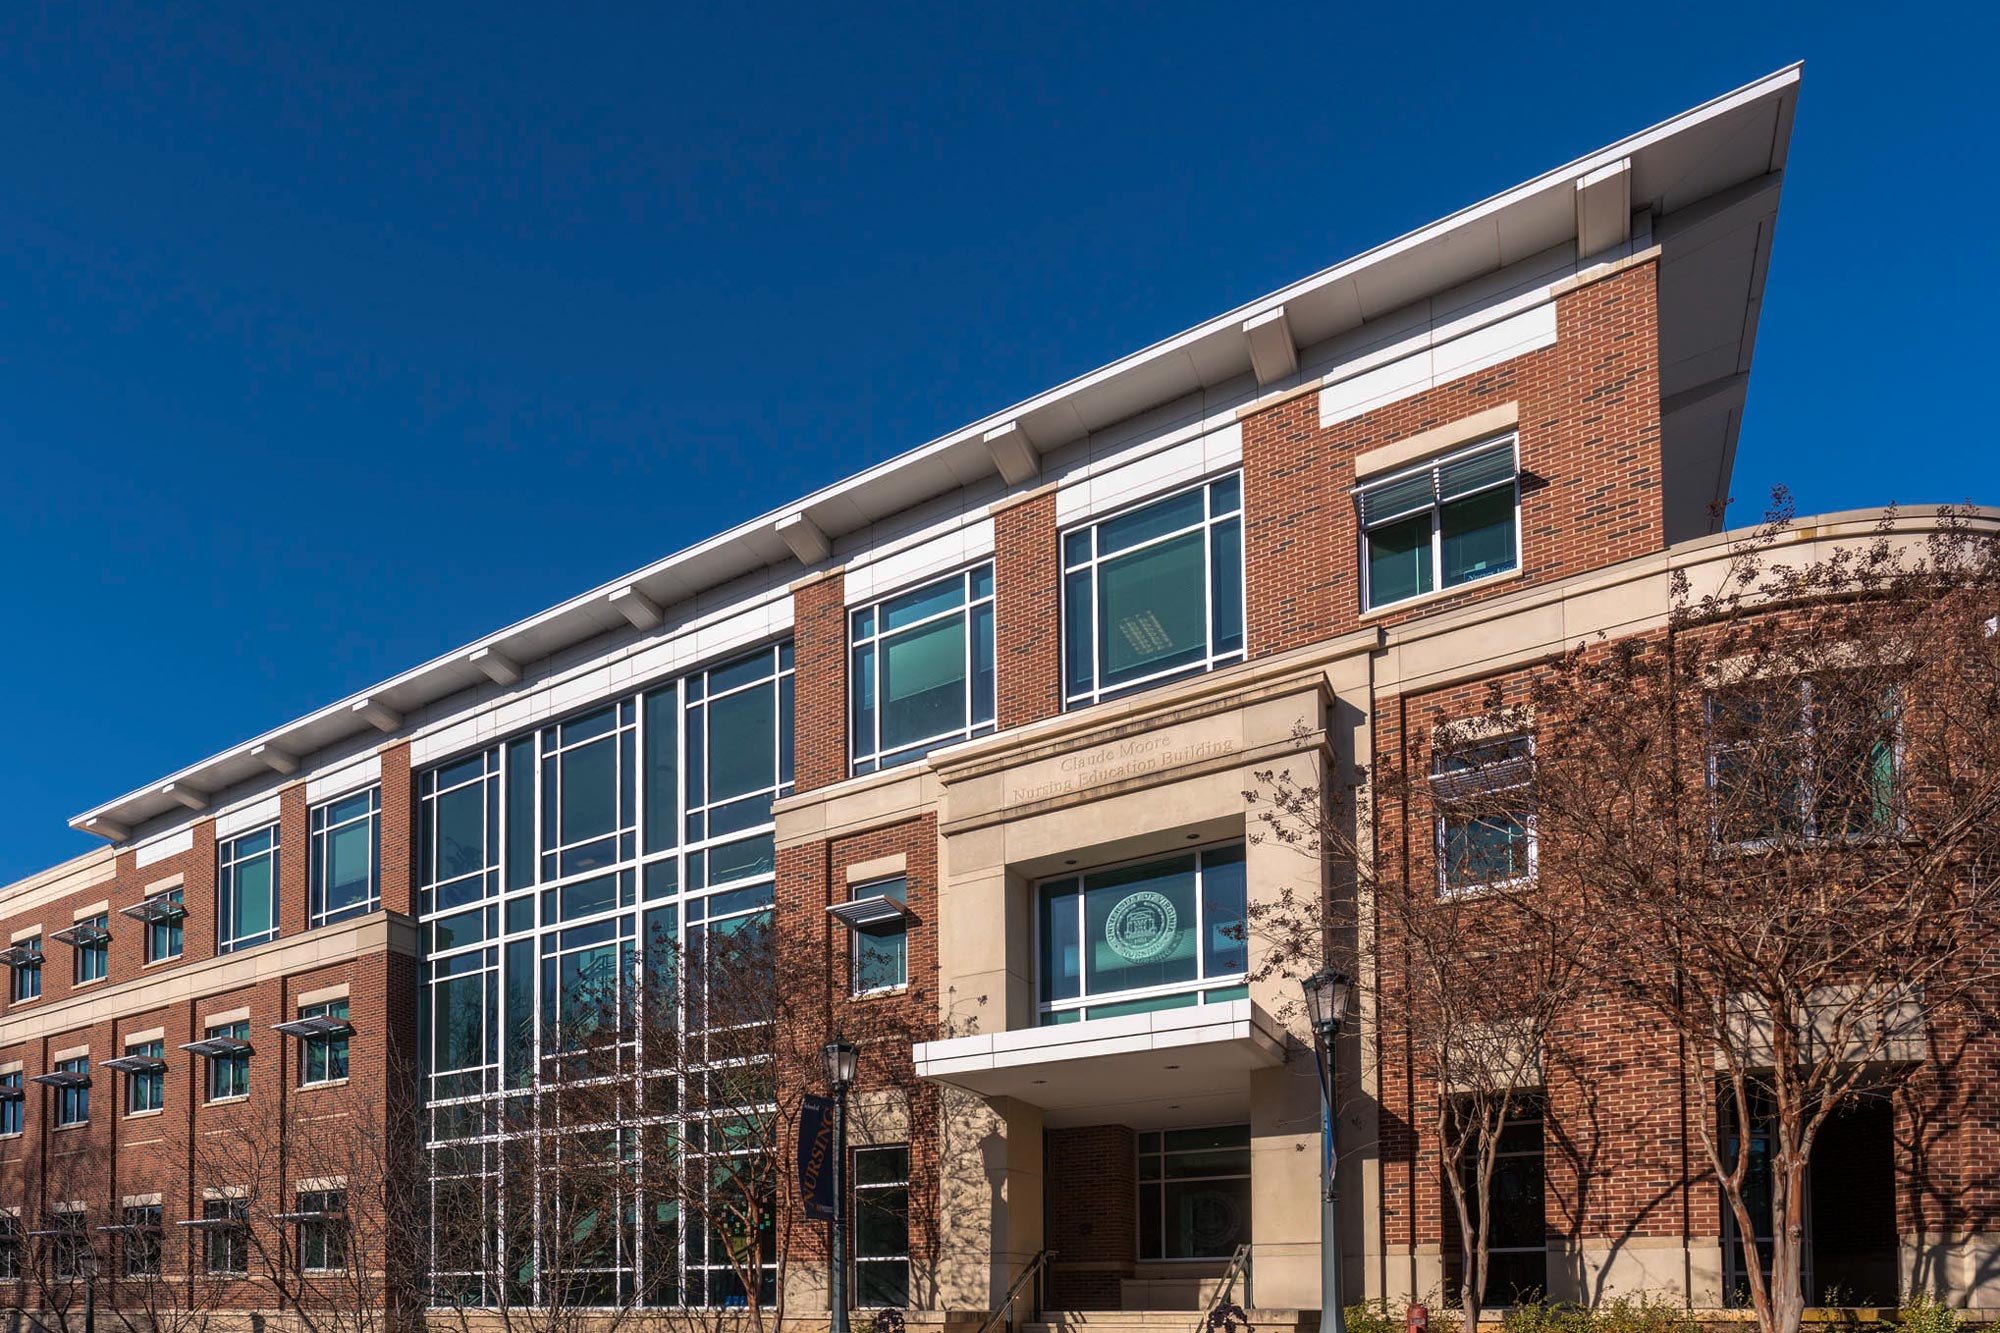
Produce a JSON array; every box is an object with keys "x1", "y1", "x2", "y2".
[{"x1": 1104, "y1": 890, "x2": 1180, "y2": 963}]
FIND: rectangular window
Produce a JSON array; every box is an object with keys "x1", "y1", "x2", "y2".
[
  {"x1": 1432, "y1": 735, "x2": 1536, "y2": 893},
  {"x1": 53, "y1": 1058, "x2": 89, "y2": 1127},
  {"x1": 217, "y1": 825, "x2": 280, "y2": 953},
  {"x1": 70, "y1": 916, "x2": 110, "y2": 985},
  {"x1": 539, "y1": 703, "x2": 638, "y2": 880},
  {"x1": 300, "y1": 1000, "x2": 351, "y2": 1085},
  {"x1": 0, "y1": 1215, "x2": 18, "y2": 1280},
  {"x1": 9, "y1": 939, "x2": 41, "y2": 1001},
  {"x1": 126, "y1": 1041, "x2": 166, "y2": 1114},
  {"x1": 421, "y1": 748, "x2": 501, "y2": 914},
  {"x1": 206, "y1": 1023, "x2": 251, "y2": 1101},
  {"x1": 850, "y1": 564, "x2": 996, "y2": 772},
  {"x1": 1707, "y1": 675, "x2": 1901, "y2": 847},
  {"x1": 47, "y1": 1211, "x2": 87, "y2": 1278},
  {"x1": 683, "y1": 644, "x2": 795, "y2": 844},
  {"x1": 203, "y1": 1199, "x2": 247, "y2": 1274},
  {"x1": 1357, "y1": 437, "x2": 1520, "y2": 610},
  {"x1": 1457, "y1": 1098, "x2": 1546, "y2": 1306},
  {"x1": 1063, "y1": 475, "x2": 1244, "y2": 707},
  {"x1": 1138, "y1": 1125, "x2": 1252, "y2": 1259},
  {"x1": 144, "y1": 888, "x2": 184, "y2": 962},
  {"x1": 0, "y1": 1072, "x2": 21, "y2": 1135},
  {"x1": 311, "y1": 787, "x2": 381, "y2": 927},
  {"x1": 850, "y1": 877, "x2": 909, "y2": 995},
  {"x1": 297, "y1": 1189, "x2": 347, "y2": 1271},
  {"x1": 852, "y1": 1144, "x2": 910, "y2": 1307},
  {"x1": 121, "y1": 1205, "x2": 162, "y2": 1277},
  {"x1": 1038, "y1": 843, "x2": 1248, "y2": 1024}
]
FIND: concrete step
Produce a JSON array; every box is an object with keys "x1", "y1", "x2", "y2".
[{"x1": 1024, "y1": 1309, "x2": 1313, "y2": 1333}]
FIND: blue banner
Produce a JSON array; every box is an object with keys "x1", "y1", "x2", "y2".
[{"x1": 797, "y1": 1092, "x2": 836, "y2": 1221}]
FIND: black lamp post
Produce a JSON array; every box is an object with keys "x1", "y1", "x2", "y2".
[
  {"x1": 80, "y1": 1246, "x2": 100, "y2": 1333},
  {"x1": 1302, "y1": 968, "x2": 1354, "y2": 1333},
  {"x1": 823, "y1": 1034, "x2": 859, "y2": 1333}
]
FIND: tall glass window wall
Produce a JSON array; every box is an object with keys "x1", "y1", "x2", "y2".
[{"x1": 419, "y1": 641, "x2": 792, "y2": 1310}]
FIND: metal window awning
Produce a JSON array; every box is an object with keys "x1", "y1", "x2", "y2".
[
  {"x1": 96, "y1": 1223, "x2": 162, "y2": 1235},
  {"x1": 0, "y1": 1087, "x2": 23, "y2": 1102},
  {"x1": 827, "y1": 895, "x2": 914, "y2": 931},
  {"x1": 49, "y1": 923, "x2": 111, "y2": 949},
  {"x1": 175, "y1": 1217, "x2": 245, "y2": 1230},
  {"x1": 27, "y1": 1227, "x2": 85, "y2": 1239},
  {"x1": 120, "y1": 898, "x2": 187, "y2": 925},
  {"x1": 30, "y1": 1071, "x2": 91, "y2": 1090},
  {"x1": 270, "y1": 1210, "x2": 348, "y2": 1223},
  {"x1": 1430, "y1": 753, "x2": 1535, "y2": 801},
  {"x1": 0, "y1": 944, "x2": 44, "y2": 968},
  {"x1": 102, "y1": 1055, "x2": 168, "y2": 1076},
  {"x1": 273, "y1": 1016, "x2": 354, "y2": 1040},
  {"x1": 180, "y1": 1037, "x2": 253, "y2": 1059}
]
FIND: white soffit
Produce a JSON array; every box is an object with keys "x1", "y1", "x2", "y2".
[{"x1": 69, "y1": 65, "x2": 1801, "y2": 844}]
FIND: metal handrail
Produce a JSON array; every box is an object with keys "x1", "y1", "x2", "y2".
[
  {"x1": 1207, "y1": 1243, "x2": 1254, "y2": 1320},
  {"x1": 976, "y1": 1247, "x2": 1057, "y2": 1333}
]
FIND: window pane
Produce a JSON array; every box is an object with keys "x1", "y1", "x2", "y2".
[
  {"x1": 435, "y1": 974, "x2": 485, "y2": 1072},
  {"x1": 706, "y1": 685, "x2": 775, "y2": 802},
  {"x1": 1367, "y1": 512, "x2": 1433, "y2": 607},
  {"x1": 559, "y1": 738, "x2": 618, "y2": 846},
  {"x1": 436, "y1": 784, "x2": 487, "y2": 882},
  {"x1": 851, "y1": 643, "x2": 877, "y2": 759},
  {"x1": 325, "y1": 821, "x2": 373, "y2": 914},
  {"x1": 1063, "y1": 570, "x2": 1094, "y2": 699},
  {"x1": 1038, "y1": 883, "x2": 1081, "y2": 1004},
  {"x1": 881, "y1": 617, "x2": 967, "y2": 750},
  {"x1": 507, "y1": 738, "x2": 537, "y2": 885},
  {"x1": 1439, "y1": 488, "x2": 1517, "y2": 588},
  {"x1": 1099, "y1": 487, "x2": 1205, "y2": 555},
  {"x1": 1160, "y1": 1175, "x2": 1250, "y2": 1258},
  {"x1": 882, "y1": 574, "x2": 965, "y2": 630},
  {"x1": 1210, "y1": 516, "x2": 1243, "y2": 655},
  {"x1": 971, "y1": 602, "x2": 995, "y2": 726},
  {"x1": 233, "y1": 856, "x2": 274, "y2": 940},
  {"x1": 1082, "y1": 854, "x2": 1199, "y2": 996},
  {"x1": 642, "y1": 687, "x2": 678, "y2": 854},
  {"x1": 1097, "y1": 532, "x2": 1207, "y2": 687},
  {"x1": 1201, "y1": 846, "x2": 1247, "y2": 977}
]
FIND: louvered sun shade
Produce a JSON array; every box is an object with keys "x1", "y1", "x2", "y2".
[{"x1": 1357, "y1": 441, "x2": 1515, "y2": 528}]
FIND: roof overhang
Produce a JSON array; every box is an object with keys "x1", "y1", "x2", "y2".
[{"x1": 71, "y1": 66, "x2": 1800, "y2": 843}]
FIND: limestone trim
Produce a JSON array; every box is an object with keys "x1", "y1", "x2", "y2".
[
  {"x1": 296, "y1": 983, "x2": 351, "y2": 1008},
  {"x1": 0, "y1": 1060, "x2": 18, "y2": 1075},
  {"x1": 845, "y1": 854, "x2": 908, "y2": 886},
  {"x1": 985, "y1": 479, "x2": 1059, "y2": 517},
  {"x1": 296, "y1": 1175, "x2": 347, "y2": 1193},
  {"x1": 1546, "y1": 244, "x2": 1663, "y2": 300},
  {"x1": 124, "y1": 1027, "x2": 166, "y2": 1047},
  {"x1": 1352, "y1": 402, "x2": 1519, "y2": 481},
  {"x1": 71, "y1": 900, "x2": 111, "y2": 922},
  {"x1": 123, "y1": 1193, "x2": 163, "y2": 1208},
  {"x1": 204, "y1": 1007, "x2": 251, "y2": 1028},
  {"x1": 144, "y1": 872, "x2": 186, "y2": 894},
  {"x1": 0, "y1": 849, "x2": 116, "y2": 919},
  {"x1": 11, "y1": 925, "x2": 41, "y2": 944},
  {"x1": 203, "y1": 1184, "x2": 249, "y2": 1200},
  {"x1": 51, "y1": 1045, "x2": 88, "y2": 1064}
]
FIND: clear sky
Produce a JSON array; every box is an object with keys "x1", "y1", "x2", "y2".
[{"x1": 1, "y1": 2, "x2": 1992, "y2": 881}]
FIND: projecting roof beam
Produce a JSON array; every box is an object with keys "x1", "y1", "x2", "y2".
[
  {"x1": 982, "y1": 422, "x2": 1041, "y2": 486},
  {"x1": 1241, "y1": 306, "x2": 1299, "y2": 386},
  {"x1": 352, "y1": 699, "x2": 402, "y2": 733},
  {"x1": 469, "y1": 647, "x2": 522, "y2": 685},
  {"x1": 608, "y1": 586, "x2": 663, "y2": 631},
  {"x1": 79, "y1": 816, "x2": 129, "y2": 843},
  {"x1": 162, "y1": 782, "x2": 208, "y2": 812},
  {"x1": 1575, "y1": 158, "x2": 1633, "y2": 260},
  {"x1": 250, "y1": 744, "x2": 298, "y2": 776},
  {"x1": 776, "y1": 512, "x2": 832, "y2": 567}
]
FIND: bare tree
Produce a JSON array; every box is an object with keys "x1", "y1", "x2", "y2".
[{"x1": 1514, "y1": 499, "x2": 2000, "y2": 1333}]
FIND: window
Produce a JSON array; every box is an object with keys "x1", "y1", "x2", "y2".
[
  {"x1": 70, "y1": 916, "x2": 109, "y2": 985},
  {"x1": 143, "y1": 888, "x2": 184, "y2": 963},
  {"x1": 684, "y1": 644, "x2": 795, "y2": 843},
  {"x1": 850, "y1": 877, "x2": 909, "y2": 995},
  {"x1": 1457, "y1": 1098, "x2": 1546, "y2": 1306},
  {"x1": 852, "y1": 1145, "x2": 910, "y2": 1306},
  {"x1": 126, "y1": 1041, "x2": 166, "y2": 1114},
  {"x1": 850, "y1": 564, "x2": 996, "y2": 772},
  {"x1": 1063, "y1": 475, "x2": 1244, "y2": 707},
  {"x1": 206, "y1": 1023, "x2": 251, "y2": 1101},
  {"x1": 217, "y1": 825, "x2": 280, "y2": 953},
  {"x1": 311, "y1": 788, "x2": 381, "y2": 927},
  {"x1": 1038, "y1": 844, "x2": 1248, "y2": 1024},
  {"x1": 47, "y1": 1210, "x2": 88, "y2": 1278},
  {"x1": 541, "y1": 703, "x2": 639, "y2": 880},
  {"x1": 121, "y1": 1205, "x2": 162, "y2": 1277},
  {"x1": 0, "y1": 1072, "x2": 20, "y2": 1135},
  {"x1": 203, "y1": 1199, "x2": 248, "y2": 1274},
  {"x1": 299, "y1": 1000, "x2": 351, "y2": 1085},
  {"x1": 0, "y1": 1215, "x2": 18, "y2": 1280},
  {"x1": 421, "y1": 750, "x2": 501, "y2": 914},
  {"x1": 1707, "y1": 675, "x2": 1901, "y2": 846},
  {"x1": 1432, "y1": 735, "x2": 1536, "y2": 893},
  {"x1": 9, "y1": 939, "x2": 41, "y2": 1001},
  {"x1": 1138, "y1": 1125, "x2": 1252, "y2": 1259},
  {"x1": 1358, "y1": 437, "x2": 1520, "y2": 610},
  {"x1": 297, "y1": 1189, "x2": 347, "y2": 1271},
  {"x1": 53, "y1": 1058, "x2": 89, "y2": 1127}
]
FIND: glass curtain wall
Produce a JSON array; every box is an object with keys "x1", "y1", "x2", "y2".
[{"x1": 420, "y1": 641, "x2": 792, "y2": 1310}]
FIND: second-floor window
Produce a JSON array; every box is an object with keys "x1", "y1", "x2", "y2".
[
  {"x1": 1358, "y1": 436, "x2": 1520, "y2": 611},
  {"x1": 299, "y1": 1000, "x2": 351, "y2": 1085},
  {"x1": 1037, "y1": 842, "x2": 1248, "y2": 1024},
  {"x1": 1063, "y1": 475, "x2": 1244, "y2": 708},
  {"x1": 126, "y1": 1041, "x2": 166, "y2": 1114},
  {"x1": 53, "y1": 1058, "x2": 89, "y2": 1127},
  {"x1": 218, "y1": 825, "x2": 280, "y2": 953},
  {"x1": 297, "y1": 1189, "x2": 347, "y2": 1271},
  {"x1": 9, "y1": 939, "x2": 41, "y2": 1001},
  {"x1": 121, "y1": 1205, "x2": 162, "y2": 1276},
  {"x1": 144, "y1": 888, "x2": 184, "y2": 963},
  {"x1": 310, "y1": 788, "x2": 381, "y2": 928},
  {"x1": 850, "y1": 877, "x2": 909, "y2": 995},
  {"x1": 0, "y1": 1215, "x2": 19, "y2": 1279},
  {"x1": 206, "y1": 1023, "x2": 251, "y2": 1101},
  {"x1": 0, "y1": 1071, "x2": 21, "y2": 1134},
  {"x1": 1432, "y1": 735, "x2": 1536, "y2": 894},
  {"x1": 70, "y1": 916, "x2": 109, "y2": 984},
  {"x1": 203, "y1": 1199, "x2": 247, "y2": 1274},
  {"x1": 1706, "y1": 674, "x2": 1901, "y2": 847},
  {"x1": 850, "y1": 564, "x2": 996, "y2": 772}
]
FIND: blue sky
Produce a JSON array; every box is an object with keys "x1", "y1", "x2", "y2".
[{"x1": 1, "y1": 2, "x2": 1992, "y2": 881}]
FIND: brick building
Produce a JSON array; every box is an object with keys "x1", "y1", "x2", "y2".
[{"x1": 4, "y1": 62, "x2": 1990, "y2": 1327}]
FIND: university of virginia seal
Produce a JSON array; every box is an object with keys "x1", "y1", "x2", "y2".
[{"x1": 1104, "y1": 890, "x2": 1180, "y2": 962}]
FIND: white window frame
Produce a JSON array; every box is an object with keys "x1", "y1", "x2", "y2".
[
  {"x1": 1431, "y1": 734, "x2": 1538, "y2": 897},
  {"x1": 849, "y1": 562, "x2": 996, "y2": 774},
  {"x1": 125, "y1": 1040, "x2": 166, "y2": 1115},
  {"x1": 1356, "y1": 435, "x2": 1523, "y2": 612},
  {"x1": 848, "y1": 876, "x2": 909, "y2": 997},
  {"x1": 217, "y1": 824, "x2": 281, "y2": 954},
  {"x1": 310, "y1": 787, "x2": 382, "y2": 929},
  {"x1": 205, "y1": 1023, "x2": 252, "y2": 1103},
  {"x1": 298, "y1": 1000, "x2": 351, "y2": 1087},
  {"x1": 53, "y1": 1058, "x2": 89, "y2": 1127},
  {"x1": 1060, "y1": 473, "x2": 1246, "y2": 709}
]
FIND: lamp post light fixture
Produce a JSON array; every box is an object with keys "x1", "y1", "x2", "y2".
[
  {"x1": 823, "y1": 1034, "x2": 860, "y2": 1333},
  {"x1": 1302, "y1": 968, "x2": 1354, "y2": 1333}
]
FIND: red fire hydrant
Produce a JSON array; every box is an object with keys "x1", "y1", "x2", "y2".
[{"x1": 1407, "y1": 1305, "x2": 1428, "y2": 1333}]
